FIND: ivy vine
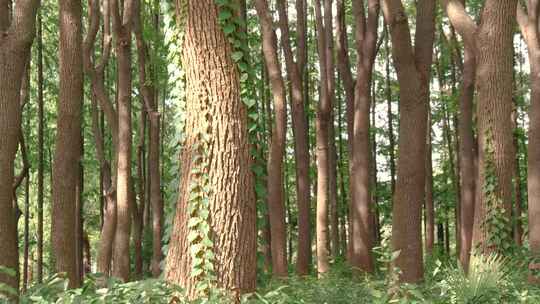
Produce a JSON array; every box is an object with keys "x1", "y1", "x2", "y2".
[
  {"x1": 215, "y1": 0, "x2": 269, "y2": 270},
  {"x1": 480, "y1": 127, "x2": 512, "y2": 253}
]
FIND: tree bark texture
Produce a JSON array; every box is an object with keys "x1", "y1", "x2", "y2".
[
  {"x1": 166, "y1": 0, "x2": 257, "y2": 296},
  {"x1": 52, "y1": 0, "x2": 84, "y2": 288}
]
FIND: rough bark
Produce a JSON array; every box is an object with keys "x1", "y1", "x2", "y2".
[
  {"x1": 0, "y1": 0, "x2": 39, "y2": 296},
  {"x1": 52, "y1": 0, "x2": 84, "y2": 288},
  {"x1": 471, "y1": 0, "x2": 516, "y2": 253},
  {"x1": 381, "y1": 0, "x2": 435, "y2": 282},
  {"x1": 165, "y1": 0, "x2": 257, "y2": 296},
  {"x1": 254, "y1": 0, "x2": 289, "y2": 277}
]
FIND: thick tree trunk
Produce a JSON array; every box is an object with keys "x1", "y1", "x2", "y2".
[
  {"x1": 0, "y1": 1, "x2": 39, "y2": 296},
  {"x1": 471, "y1": 1, "x2": 516, "y2": 252},
  {"x1": 382, "y1": 0, "x2": 435, "y2": 283},
  {"x1": 52, "y1": 0, "x2": 84, "y2": 288},
  {"x1": 165, "y1": 0, "x2": 256, "y2": 296},
  {"x1": 255, "y1": 0, "x2": 289, "y2": 277}
]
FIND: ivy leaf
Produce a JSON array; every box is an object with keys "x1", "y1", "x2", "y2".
[
  {"x1": 231, "y1": 51, "x2": 244, "y2": 62},
  {"x1": 223, "y1": 23, "x2": 236, "y2": 35},
  {"x1": 188, "y1": 230, "x2": 199, "y2": 242},
  {"x1": 243, "y1": 98, "x2": 256, "y2": 108},
  {"x1": 218, "y1": 9, "x2": 232, "y2": 22}
]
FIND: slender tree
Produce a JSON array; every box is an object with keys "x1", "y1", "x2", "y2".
[
  {"x1": 517, "y1": 1, "x2": 540, "y2": 280},
  {"x1": 111, "y1": 0, "x2": 135, "y2": 281},
  {"x1": 36, "y1": 9, "x2": 44, "y2": 284},
  {"x1": 275, "y1": 0, "x2": 311, "y2": 275},
  {"x1": 313, "y1": 0, "x2": 331, "y2": 275},
  {"x1": 255, "y1": 0, "x2": 289, "y2": 277}
]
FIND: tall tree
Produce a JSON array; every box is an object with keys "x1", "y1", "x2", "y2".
[
  {"x1": 52, "y1": 0, "x2": 84, "y2": 288},
  {"x1": 446, "y1": 0, "x2": 516, "y2": 253},
  {"x1": 381, "y1": 0, "x2": 436, "y2": 282},
  {"x1": 0, "y1": 0, "x2": 39, "y2": 295},
  {"x1": 348, "y1": 0, "x2": 379, "y2": 273},
  {"x1": 111, "y1": 0, "x2": 135, "y2": 281},
  {"x1": 255, "y1": 0, "x2": 289, "y2": 277},
  {"x1": 313, "y1": 0, "x2": 331, "y2": 275},
  {"x1": 166, "y1": 0, "x2": 257, "y2": 297},
  {"x1": 441, "y1": 0, "x2": 477, "y2": 271},
  {"x1": 83, "y1": 0, "x2": 117, "y2": 277},
  {"x1": 275, "y1": 0, "x2": 311, "y2": 275},
  {"x1": 36, "y1": 9, "x2": 44, "y2": 284},
  {"x1": 517, "y1": 1, "x2": 540, "y2": 280}
]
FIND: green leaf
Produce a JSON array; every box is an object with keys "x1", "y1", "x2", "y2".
[
  {"x1": 218, "y1": 9, "x2": 233, "y2": 21},
  {"x1": 223, "y1": 23, "x2": 236, "y2": 35},
  {"x1": 231, "y1": 51, "x2": 244, "y2": 62},
  {"x1": 243, "y1": 98, "x2": 256, "y2": 108}
]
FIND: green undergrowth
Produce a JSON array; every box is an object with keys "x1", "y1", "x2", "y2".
[{"x1": 3, "y1": 255, "x2": 540, "y2": 303}]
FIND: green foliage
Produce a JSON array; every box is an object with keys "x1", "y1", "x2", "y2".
[
  {"x1": 482, "y1": 128, "x2": 512, "y2": 252},
  {"x1": 437, "y1": 253, "x2": 512, "y2": 304},
  {"x1": 215, "y1": 0, "x2": 269, "y2": 276},
  {"x1": 17, "y1": 274, "x2": 180, "y2": 304}
]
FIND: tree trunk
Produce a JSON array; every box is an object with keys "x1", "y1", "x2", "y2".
[
  {"x1": 382, "y1": 0, "x2": 435, "y2": 283},
  {"x1": 0, "y1": 1, "x2": 39, "y2": 296},
  {"x1": 441, "y1": 0, "x2": 477, "y2": 272},
  {"x1": 166, "y1": 0, "x2": 257, "y2": 297},
  {"x1": 348, "y1": 0, "x2": 379, "y2": 274},
  {"x1": 36, "y1": 10, "x2": 44, "y2": 284},
  {"x1": 458, "y1": 30, "x2": 476, "y2": 273},
  {"x1": 111, "y1": 0, "x2": 135, "y2": 281},
  {"x1": 254, "y1": 0, "x2": 289, "y2": 278},
  {"x1": 517, "y1": 2, "x2": 540, "y2": 281},
  {"x1": 52, "y1": 0, "x2": 84, "y2": 288},
  {"x1": 512, "y1": 100, "x2": 523, "y2": 246},
  {"x1": 385, "y1": 27, "x2": 396, "y2": 196},
  {"x1": 471, "y1": 0, "x2": 516, "y2": 253},
  {"x1": 324, "y1": 0, "x2": 338, "y2": 262},
  {"x1": 314, "y1": 0, "x2": 331, "y2": 275},
  {"x1": 275, "y1": 0, "x2": 311, "y2": 275},
  {"x1": 425, "y1": 111, "x2": 434, "y2": 254},
  {"x1": 133, "y1": 0, "x2": 163, "y2": 276}
]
